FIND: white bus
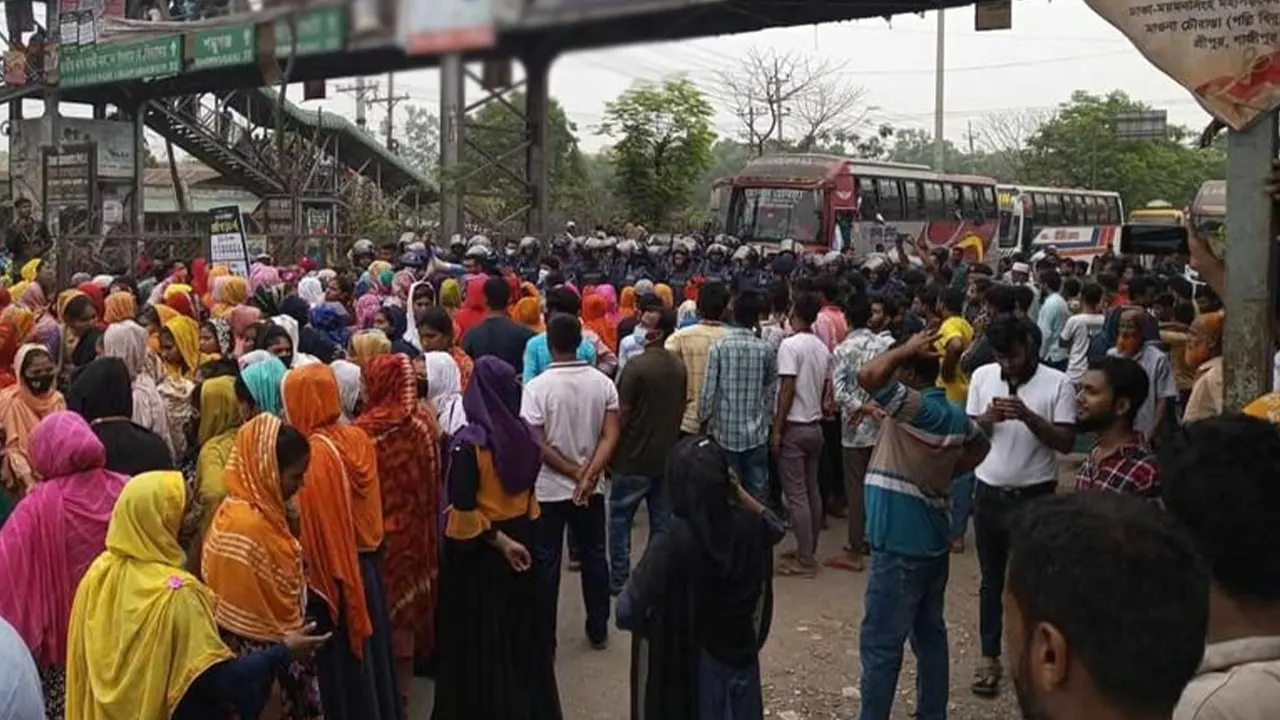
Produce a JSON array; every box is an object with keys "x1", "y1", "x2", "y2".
[{"x1": 997, "y1": 184, "x2": 1124, "y2": 261}]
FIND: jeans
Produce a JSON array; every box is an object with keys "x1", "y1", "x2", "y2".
[
  {"x1": 778, "y1": 422, "x2": 824, "y2": 563},
  {"x1": 697, "y1": 649, "x2": 764, "y2": 719},
  {"x1": 972, "y1": 480, "x2": 1056, "y2": 658},
  {"x1": 533, "y1": 496, "x2": 611, "y2": 651},
  {"x1": 608, "y1": 472, "x2": 670, "y2": 592},
  {"x1": 950, "y1": 473, "x2": 975, "y2": 540},
  {"x1": 842, "y1": 446, "x2": 873, "y2": 552},
  {"x1": 859, "y1": 550, "x2": 950, "y2": 720},
  {"x1": 723, "y1": 445, "x2": 770, "y2": 503}
]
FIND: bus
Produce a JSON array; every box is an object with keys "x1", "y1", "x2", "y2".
[
  {"x1": 1128, "y1": 200, "x2": 1185, "y2": 226},
  {"x1": 721, "y1": 153, "x2": 999, "y2": 264},
  {"x1": 709, "y1": 176, "x2": 733, "y2": 232},
  {"x1": 997, "y1": 185, "x2": 1124, "y2": 262}
]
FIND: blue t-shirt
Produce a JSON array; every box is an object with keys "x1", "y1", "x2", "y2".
[{"x1": 522, "y1": 333, "x2": 596, "y2": 383}]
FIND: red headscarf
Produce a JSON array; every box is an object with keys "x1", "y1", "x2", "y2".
[
  {"x1": 75, "y1": 283, "x2": 105, "y2": 323},
  {"x1": 165, "y1": 292, "x2": 197, "y2": 319},
  {"x1": 190, "y1": 258, "x2": 209, "y2": 298},
  {"x1": 452, "y1": 276, "x2": 488, "y2": 340}
]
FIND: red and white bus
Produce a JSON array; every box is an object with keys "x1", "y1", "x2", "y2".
[
  {"x1": 997, "y1": 184, "x2": 1124, "y2": 262},
  {"x1": 720, "y1": 153, "x2": 999, "y2": 265}
]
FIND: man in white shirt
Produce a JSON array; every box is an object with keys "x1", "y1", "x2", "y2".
[
  {"x1": 966, "y1": 315, "x2": 1076, "y2": 699},
  {"x1": 1058, "y1": 282, "x2": 1105, "y2": 385},
  {"x1": 772, "y1": 291, "x2": 833, "y2": 578},
  {"x1": 521, "y1": 313, "x2": 620, "y2": 653}
]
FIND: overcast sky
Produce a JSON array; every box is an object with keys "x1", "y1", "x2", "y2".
[{"x1": 9, "y1": 0, "x2": 1212, "y2": 160}]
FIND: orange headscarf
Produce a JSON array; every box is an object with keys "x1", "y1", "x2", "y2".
[
  {"x1": 0, "y1": 308, "x2": 35, "y2": 387},
  {"x1": 281, "y1": 365, "x2": 374, "y2": 656},
  {"x1": 212, "y1": 276, "x2": 249, "y2": 318},
  {"x1": 103, "y1": 291, "x2": 136, "y2": 325},
  {"x1": 513, "y1": 297, "x2": 543, "y2": 333},
  {"x1": 582, "y1": 292, "x2": 618, "y2": 352},
  {"x1": 619, "y1": 286, "x2": 637, "y2": 318},
  {"x1": 201, "y1": 414, "x2": 306, "y2": 642},
  {"x1": 654, "y1": 283, "x2": 674, "y2": 309}
]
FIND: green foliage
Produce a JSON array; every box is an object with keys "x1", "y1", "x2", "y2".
[
  {"x1": 599, "y1": 78, "x2": 717, "y2": 227},
  {"x1": 401, "y1": 104, "x2": 439, "y2": 178},
  {"x1": 1022, "y1": 90, "x2": 1225, "y2": 210}
]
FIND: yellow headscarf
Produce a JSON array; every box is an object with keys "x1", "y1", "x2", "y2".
[
  {"x1": 20, "y1": 258, "x2": 40, "y2": 282},
  {"x1": 440, "y1": 278, "x2": 462, "y2": 310},
  {"x1": 162, "y1": 315, "x2": 208, "y2": 380},
  {"x1": 64, "y1": 471, "x2": 234, "y2": 720},
  {"x1": 349, "y1": 330, "x2": 391, "y2": 367},
  {"x1": 196, "y1": 376, "x2": 242, "y2": 534}
]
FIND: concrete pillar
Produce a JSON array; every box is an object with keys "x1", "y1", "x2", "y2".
[
  {"x1": 524, "y1": 54, "x2": 552, "y2": 235},
  {"x1": 439, "y1": 53, "x2": 465, "y2": 241}
]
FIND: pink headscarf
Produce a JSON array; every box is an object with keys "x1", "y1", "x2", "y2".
[
  {"x1": 229, "y1": 304, "x2": 263, "y2": 357},
  {"x1": 249, "y1": 262, "x2": 282, "y2": 292},
  {"x1": 596, "y1": 284, "x2": 619, "y2": 323},
  {"x1": 0, "y1": 411, "x2": 127, "y2": 666},
  {"x1": 356, "y1": 293, "x2": 382, "y2": 330}
]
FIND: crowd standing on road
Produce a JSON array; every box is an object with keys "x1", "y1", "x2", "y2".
[{"x1": 0, "y1": 224, "x2": 1275, "y2": 720}]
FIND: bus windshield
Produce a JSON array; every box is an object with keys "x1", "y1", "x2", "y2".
[
  {"x1": 728, "y1": 187, "x2": 820, "y2": 243},
  {"x1": 998, "y1": 208, "x2": 1018, "y2": 248}
]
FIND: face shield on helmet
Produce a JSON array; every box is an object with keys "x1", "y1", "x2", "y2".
[
  {"x1": 706, "y1": 243, "x2": 728, "y2": 263},
  {"x1": 519, "y1": 235, "x2": 540, "y2": 254}
]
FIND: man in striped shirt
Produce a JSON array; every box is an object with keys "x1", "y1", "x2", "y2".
[{"x1": 854, "y1": 329, "x2": 990, "y2": 720}]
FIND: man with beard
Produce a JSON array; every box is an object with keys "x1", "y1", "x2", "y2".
[
  {"x1": 1107, "y1": 308, "x2": 1177, "y2": 442},
  {"x1": 1004, "y1": 492, "x2": 1208, "y2": 720},
  {"x1": 4, "y1": 197, "x2": 50, "y2": 275},
  {"x1": 1074, "y1": 356, "x2": 1160, "y2": 500},
  {"x1": 967, "y1": 315, "x2": 1075, "y2": 699}
]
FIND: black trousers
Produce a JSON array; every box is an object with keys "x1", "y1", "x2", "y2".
[
  {"x1": 818, "y1": 418, "x2": 846, "y2": 512},
  {"x1": 973, "y1": 479, "x2": 1056, "y2": 659}
]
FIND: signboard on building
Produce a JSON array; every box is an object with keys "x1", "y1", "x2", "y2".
[
  {"x1": 10, "y1": 118, "x2": 136, "y2": 212},
  {"x1": 400, "y1": 0, "x2": 495, "y2": 55},
  {"x1": 209, "y1": 206, "x2": 252, "y2": 277},
  {"x1": 1085, "y1": 0, "x2": 1280, "y2": 130},
  {"x1": 190, "y1": 6, "x2": 347, "y2": 71},
  {"x1": 58, "y1": 35, "x2": 180, "y2": 88},
  {"x1": 975, "y1": 0, "x2": 1011, "y2": 31}
]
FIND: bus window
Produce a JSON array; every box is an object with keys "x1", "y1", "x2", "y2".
[
  {"x1": 856, "y1": 177, "x2": 878, "y2": 220},
  {"x1": 948, "y1": 183, "x2": 964, "y2": 218},
  {"x1": 1031, "y1": 193, "x2": 1049, "y2": 225},
  {"x1": 1088, "y1": 197, "x2": 1103, "y2": 224},
  {"x1": 903, "y1": 181, "x2": 924, "y2": 220},
  {"x1": 1063, "y1": 194, "x2": 1080, "y2": 225},
  {"x1": 923, "y1": 182, "x2": 946, "y2": 219},
  {"x1": 980, "y1": 185, "x2": 997, "y2": 220},
  {"x1": 998, "y1": 205, "x2": 1018, "y2": 248},
  {"x1": 1047, "y1": 194, "x2": 1065, "y2": 225},
  {"x1": 1107, "y1": 198, "x2": 1122, "y2": 224},
  {"x1": 876, "y1": 178, "x2": 904, "y2": 221}
]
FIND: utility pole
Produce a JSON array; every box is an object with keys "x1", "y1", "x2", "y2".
[
  {"x1": 932, "y1": 4, "x2": 946, "y2": 171},
  {"x1": 967, "y1": 120, "x2": 975, "y2": 155},
  {"x1": 379, "y1": 73, "x2": 409, "y2": 148},
  {"x1": 336, "y1": 77, "x2": 375, "y2": 129}
]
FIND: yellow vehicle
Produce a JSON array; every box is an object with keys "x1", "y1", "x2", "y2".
[
  {"x1": 1190, "y1": 180, "x2": 1226, "y2": 257},
  {"x1": 1127, "y1": 200, "x2": 1185, "y2": 226}
]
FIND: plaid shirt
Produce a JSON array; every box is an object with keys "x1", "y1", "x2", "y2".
[
  {"x1": 1075, "y1": 435, "x2": 1161, "y2": 499},
  {"x1": 698, "y1": 327, "x2": 778, "y2": 451},
  {"x1": 832, "y1": 328, "x2": 895, "y2": 448},
  {"x1": 666, "y1": 322, "x2": 728, "y2": 433}
]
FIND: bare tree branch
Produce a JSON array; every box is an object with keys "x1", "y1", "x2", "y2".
[{"x1": 975, "y1": 109, "x2": 1048, "y2": 180}]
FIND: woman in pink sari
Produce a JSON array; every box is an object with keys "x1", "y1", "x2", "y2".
[{"x1": 0, "y1": 410, "x2": 128, "y2": 716}]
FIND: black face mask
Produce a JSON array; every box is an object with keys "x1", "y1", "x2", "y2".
[
  {"x1": 276, "y1": 353, "x2": 294, "y2": 369},
  {"x1": 416, "y1": 378, "x2": 430, "y2": 399},
  {"x1": 24, "y1": 373, "x2": 54, "y2": 394}
]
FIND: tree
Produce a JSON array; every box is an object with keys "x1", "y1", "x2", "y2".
[
  {"x1": 1022, "y1": 90, "x2": 1225, "y2": 210},
  {"x1": 599, "y1": 78, "x2": 717, "y2": 227},
  {"x1": 462, "y1": 91, "x2": 588, "y2": 232},
  {"x1": 974, "y1": 109, "x2": 1047, "y2": 180},
  {"x1": 401, "y1": 104, "x2": 439, "y2": 178},
  {"x1": 714, "y1": 48, "x2": 875, "y2": 156}
]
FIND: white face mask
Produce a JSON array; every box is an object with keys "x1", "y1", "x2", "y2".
[{"x1": 537, "y1": 268, "x2": 549, "y2": 286}]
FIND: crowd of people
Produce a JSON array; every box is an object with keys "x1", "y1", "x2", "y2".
[{"x1": 0, "y1": 224, "x2": 1273, "y2": 720}]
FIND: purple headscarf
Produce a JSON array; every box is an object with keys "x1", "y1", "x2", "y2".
[{"x1": 451, "y1": 356, "x2": 541, "y2": 494}]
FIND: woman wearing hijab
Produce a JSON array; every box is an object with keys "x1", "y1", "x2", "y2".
[
  {"x1": 280, "y1": 296, "x2": 338, "y2": 364},
  {"x1": 298, "y1": 276, "x2": 326, "y2": 306},
  {"x1": 157, "y1": 315, "x2": 208, "y2": 460},
  {"x1": 311, "y1": 302, "x2": 351, "y2": 350},
  {"x1": 350, "y1": 329, "x2": 392, "y2": 368},
  {"x1": 199, "y1": 318, "x2": 233, "y2": 359},
  {"x1": 283, "y1": 364, "x2": 400, "y2": 720},
  {"x1": 0, "y1": 307, "x2": 34, "y2": 389},
  {"x1": 0, "y1": 344, "x2": 64, "y2": 494},
  {"x1": 240, "y1": 354, "x2": 287, "y2": 417},
  {"x1": 0, "y1": 411, "x2": 127, "y2": 715},
  {"x1": 453, "y1": 275, "x2": 488, "y2": 340},
  {"x1": 434, "y1": 356, "x2": 560, "y2": 718},
  {"x1": 423, "y1": 351, "x2": 466, "y2": 440},
  {"x1": 355, "y1": 354, "x2": 440, "y2": 707},
  {"x1": 618, "y1": 437, "x2": 786, "y2": 720},
  {"x1": 212, "y1": 275, "x2": 250, "y2": 319},
  {"x1": 513, "y1": 296, "x2": 544, "y2": 334},
  {"x1": 102, "y1": 320, "x2": 171, "y2": 448},
  {"x1": 229, "y1": 303, "x2": 263, "y2": 357},
  {"x1": 417, "y1": 306, "x2": 474, "y2": 390},
  {"x1": 103, "y1": 290, "x2": 136, "y2": 324},
  {"x1": 193, "y1": 375, "x2": 242, "y2": 530},
  {"x1": 582, "y1": 291, "x2": 619, "y2": 353},
  {"x1": 65, "y1": 358, "x2": 173, "y2": 477},
  {"x1": 66, "y1": 470, "x2": 329, "y2": 719},
  {"x1": 249, "y1": 262, "x2": 283, "y2": 293},
  {"x1": 202, "y1": 414, "x2": 321, "y2": 719},
  {"x1": 333, "y1": 360, "x2": 364, "y2": 421},
  {"x1": 375, "y1": 305, "x2": 420, "y2": 358},
  {"x1": 654, "y1": 283, "x2": 675, "y2": 310}
]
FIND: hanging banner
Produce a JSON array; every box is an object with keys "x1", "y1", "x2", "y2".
[
  {"x1": 209, "y1": 205, "x2": 252, "y2": 277},
  {"x1": 1084, "y1": 0, "x2": 1280, "y2": 130},
  {"x1": 399, "y1": 0, "x2": 495, "y2": 55}
]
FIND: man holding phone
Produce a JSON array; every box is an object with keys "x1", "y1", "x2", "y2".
[{"x1": 965, "y1": 315, "x2": 1076, "y2": 699}]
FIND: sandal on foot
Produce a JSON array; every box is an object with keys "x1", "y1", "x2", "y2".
[
  {"x1": 971, "y1": 661, "x2": 1002, "y2": 698},
  {"x1": 823, "y1": 552, "x2": 866, "y2": 572},
  {"x1": 775, "y1": 559, "x2": 819, "y2": 578}
]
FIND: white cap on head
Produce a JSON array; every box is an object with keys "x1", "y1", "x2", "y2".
[{"x1": 1011, "y1": 261, "x2": 1031, "y2": 274}]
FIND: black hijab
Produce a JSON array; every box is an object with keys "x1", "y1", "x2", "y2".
[{"x1": 66, "y1": 357, "x2": 174, "y2": 476}]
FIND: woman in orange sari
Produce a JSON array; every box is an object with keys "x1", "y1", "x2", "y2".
[
  {"x1": 202, "y1": 413, "x2": 320, "y2": 719},
  {"x1": 0, "y1": 308, "x2": 35, "y2": 389},
  {"x1": 283, "y1": 364, "x2": 400, "y2": 718},
  {"x1": 582, "y1": 291, "x2": 618, "y2": 353},
  {"x1": 0, "y1": 344, "x2": 65, "y2": 494},
  {"x1": 354, "y1": 354, "x2": 440, "y2": 710}
]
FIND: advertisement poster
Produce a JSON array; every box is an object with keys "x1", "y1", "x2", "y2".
[
  {"x1": 399, "y1": 0, "x2": 495, "y2": 55},
  {"x1": 1085, "y1": 0, "x2": 1280, "y2": 129},
  {"x1": 209, "y1": 205, "x2": 252, "y2": 278}
]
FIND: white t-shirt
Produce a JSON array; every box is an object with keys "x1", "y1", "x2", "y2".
[
  {"x1": 1060, "y1": 313, "x2": 1104, "y2": 382},
  {"x1": 777, "y1": 331, "x2": 832, "y2": 423},
  {"x1": 967, "y1": 362, "x2": 1076, "y2": 488},
  {"x1": 521, "y1": 361, "x2": 620, "y2": 503}
]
